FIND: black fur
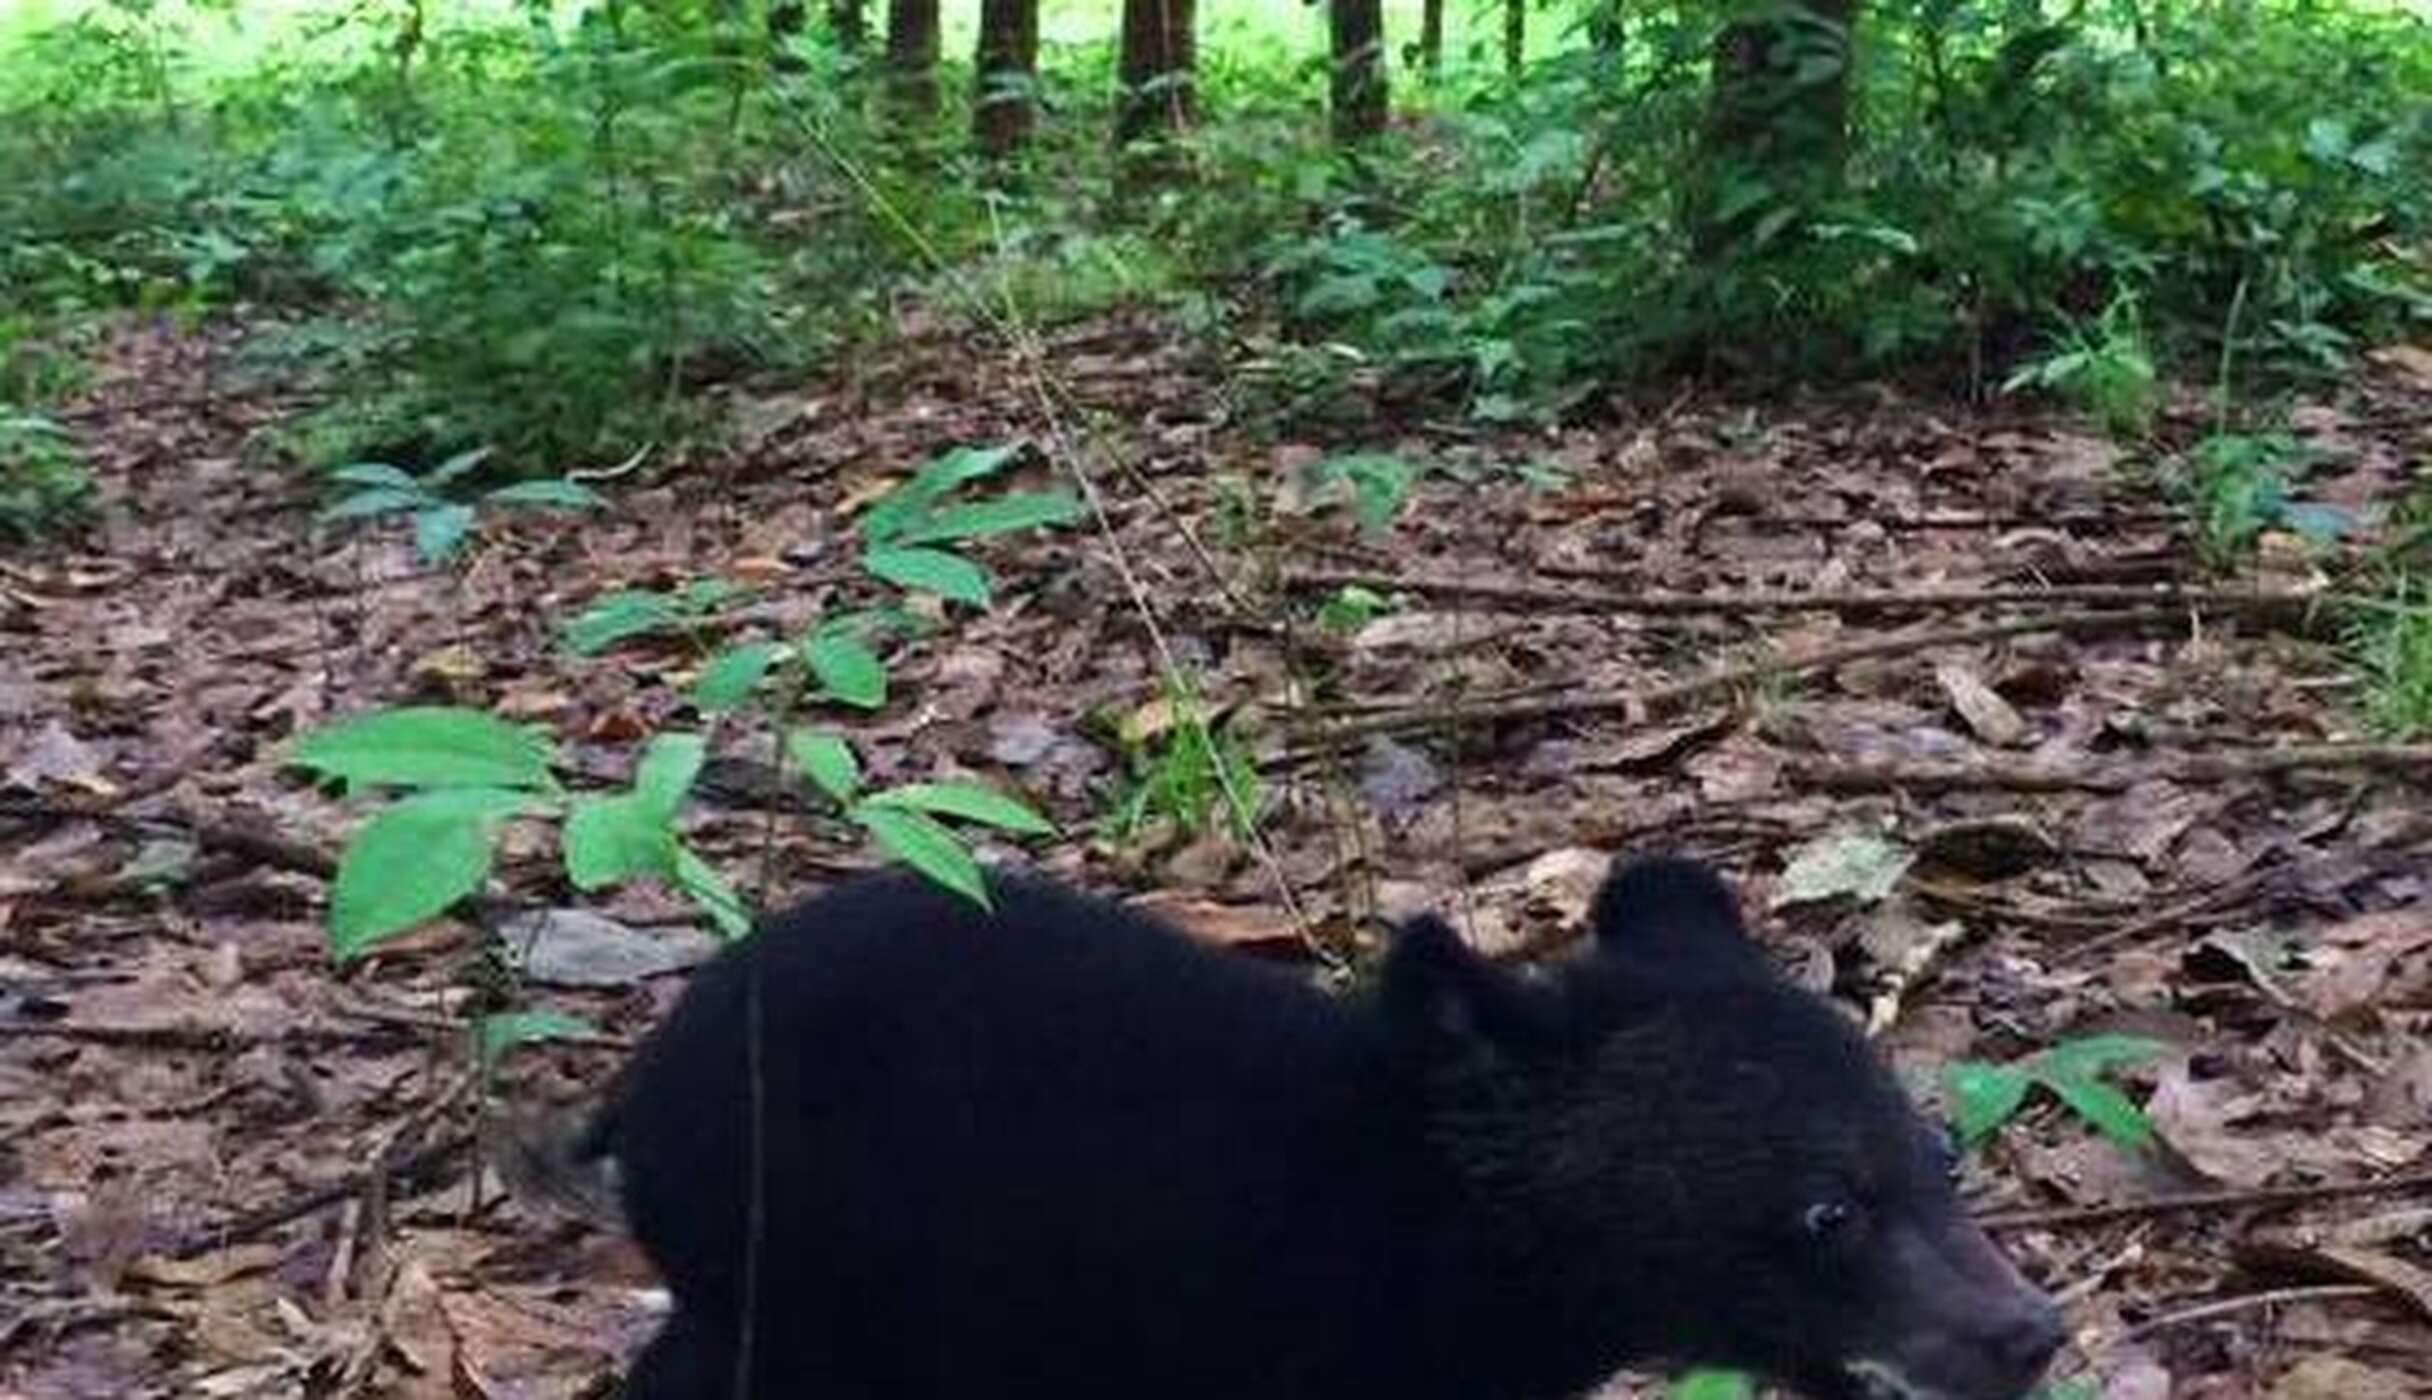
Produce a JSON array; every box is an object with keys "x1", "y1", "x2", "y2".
[{"x1": 593, "y1": 857, "x2": 2060, "y2": 1400}]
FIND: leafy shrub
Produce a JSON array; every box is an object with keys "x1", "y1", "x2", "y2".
[{"x1": 0, "y1": 411, "x2": 90, "y2": 540}]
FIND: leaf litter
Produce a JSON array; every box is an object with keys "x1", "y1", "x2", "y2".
[{"x1": 3, "y1": 315, "x2": 2432, "y2": 1396}]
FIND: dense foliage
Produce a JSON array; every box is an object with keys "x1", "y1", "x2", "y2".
[{"x1": 0, "y1": 0, "x2": 2425, "y2": 482}]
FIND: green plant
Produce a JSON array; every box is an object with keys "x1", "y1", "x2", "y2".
[
  {"x1": 2184, "y1": 430, "x2": 2303, "y2": 569},
  {"x1": 292, "y1": 442, "x2": 1083, "y2": 958},
  {"x1": 288, "y1": 705, "x2": 1055, "y2": 961},
  {"x1": 790, "y1": 729, "x2": 1055, "y2": 906},
  {"x1": 2353, "y1": 579, "x2": 2432, "y2": 740},
  {"x1": 1944, "y1": 1034, "x2": 2165, "y2": 1153},
  {"x1": 569, "y1": 443, "x2": 1081, "y2": 713},
  {"x1": 1316, "y1": 584, "x2": 1393, "y2": 633},
  {"x1": 0, "y1": 410, "x2": 91, "y2": 540},
  {"x1": 320, "y1": 447, "x2": 607, "y2": 564},
  {"x1": 1308, "y1": 452, "x2": 1430, "y2": 532},
  {"x1": 2001, "y1": 293, "x2": 2158, "y2": 439},
  {"x1": 563, "y1": 577, "x2": 752, "y2": 657},
  {"x1": 1106, "y1": 684, "x2": 1264, "y2": 844},
  {"x1": 1669, "y1": 1370, "x2": 1755, "y2": 1400}
]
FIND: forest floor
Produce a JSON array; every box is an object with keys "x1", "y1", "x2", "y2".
[{"x1": 5, "y1": 312, "x2": 2432, "y2": 1399}]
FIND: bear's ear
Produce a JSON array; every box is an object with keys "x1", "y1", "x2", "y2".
[
  {"x1": 1382, "y1": 914, "x2": 1556, "y2": 1053},
  {"x1": 1589, "y1": 856, "x2": 1772, "y2": 980}
]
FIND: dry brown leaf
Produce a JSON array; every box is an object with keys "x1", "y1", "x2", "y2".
[
  {"x1": 2294, "y1": 908, "x2": 2432, "y2": 1023},
  {"x1": 2145, "y1": 1063, "x2": 2276, "y2": 1187},
  {"x1": 123, "y1": 1244, "x2": 283, "y2": 1289},
  {"x1": 1935, "y1": 660, "x2": 2028, "y2": 748},
  {"x1": 1123, "y1": 892, "x2": 1297, "y2": 950},
  {"x1": 2367, "y1": 343, "x2": 2432, "y2": 391},
  {"x1": 2272, "y1": 1355, "x2": 2416, "y2": 1400}
]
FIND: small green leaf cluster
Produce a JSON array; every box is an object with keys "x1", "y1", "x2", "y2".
[
  {"x1": 320, "y1": 448, "x2": 606, "y2": 564},
  {"x1": 1945, "y1": 1035, "x2": 2166, "y2": 1154},
  {"x1": 0, "y1": 409, "x2": 89, "y2": 541},
  {"x1": 289, "y1": 444, "x2": 1075, "y2": 964}
]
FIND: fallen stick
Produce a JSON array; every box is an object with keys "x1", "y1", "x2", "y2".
[
  {"x1": 1281, "y1": 567, "x2": 2323, "y2": 620},
  {"x1": 1275, "y1": 606, "x2": 2193, "y2": 760}
]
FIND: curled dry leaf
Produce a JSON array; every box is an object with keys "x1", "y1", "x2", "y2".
[{"x1": 1935, "y1": 660, "x2": 2029, "y2": 748}]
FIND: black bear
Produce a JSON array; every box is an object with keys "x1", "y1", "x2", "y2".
[{"x1": 585, "y1": 857, "x2": 2062, "y2": 1400}]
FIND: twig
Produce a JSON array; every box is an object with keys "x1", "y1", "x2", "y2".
[
  {"x1": 1979, "y1": 1169, "x2": 2432, "y2": 1233},
  {"x1": 167, "y1": 1131, "x2": 475, "y2": 1259},
  {"x1": 0, "y1": 801, "x2": 337, "y2": 880},
  {"x1": 1280, "y1": 568, "x2": 2319, "y2": 620},
  {"x1": 0, "y1": 1018, "x2": 425, "y2": 1053},
  {"x1": 1276, "y1": 607, "x2": 2192, "y2": 760},
  {"x1": 1787, "y1": 743, "x2": 2432, "y2": 799},
  {"x1": 2113, "y1": 1284, "x2": 2381, "y2": 1345},
  {"x1": 2056, "y1": 867, "x2": 2278, "y2": 965},
  {"x1": 1536, "y1": 508, "x2": 2186, "y2": 535},
  {"x1": 1787, "y1": 760, "x2": 2126, "y2": 794}
]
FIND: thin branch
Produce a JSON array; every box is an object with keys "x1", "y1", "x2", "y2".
[
  {"x1": 1979, "y1": 1169, "x2": 2432, "y2": 1233},
  {"x1": 1281, "y1": 567, "x2": 2322, "y2": 620},
  {"x1": 1276, "y1": 607, "x2": 2193, "y2": 760},
  {"x1": 1786, "y1": 743, "x2": 2432, "y2": 798}
]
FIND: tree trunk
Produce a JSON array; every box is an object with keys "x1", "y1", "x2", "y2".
[
  {"x1": 830, "y1": 0, "x2": 865, "y2": 53},
  {"x1": 886, "y1": 0, "x2": 940, "y2": 117},
  {"x1": 974, "y1": 0, "x2": 1040, "y2": 156},
  {"x1": 1417, "y1": 0, "x2": 1442, "y2": 80},
  {"x1": 1501, "y1": 0, "x2": 1523, "y2": 78},
  {"x1": 1694, "y1": 0, "x2": 1855, "y2": 254},
  {"x1": 1330, "y1": 0, "x2": 1387, "y2": 144},
  {"x1": 1115, "y1": 0, "x2": 1196, "y2": 157}
]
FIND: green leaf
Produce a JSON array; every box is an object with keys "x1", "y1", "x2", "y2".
[
  {"x1": 2040, "y1": 1074, "x2": 2156, "y2": 1152},
  {"x1": 693, "y1": 641, "x2": 784, "y2": 713},
  {"x1": 807, "y1": 629, "x2": 887, "y2": 709},
  {"x1": 672, "y1": 843, "x2": 753, "y2": 938},
  {"x1": 563, "y1": 793, "x2": 676, "y2": 889},
  {"x1": 291, "y1": 707, "x2": 556, "y2": 792},
  {"x1": 861, "y1": 547, "x2": 991, "y2": 606},
  {"x1": 885, "y1": 490, "x2": 1082, "y2": 546},
  {"x1": 863, "y1": 781, "x2": 1053, "y2": 835},
  {"x1": 1670, "y1": 1371, "x2": 1757, "y2": 1400},
  {"x1": 414, "y1": 502, "x2": 477, "y2": 563},
  {"x1": 853, "y1": 803, "x2": 990, "y2": 908},
  {"x1": 321, "y1": 486, "x2": 427, "y2": 522},
  {"x1": 787, "y1": 728, "x2": 861, "y2": 803},
  {"x1": 1312, "y1": 454, "x2": 1424, "y2": 531},
  {"x1": 425, "y1": 445, "x2": 495, "y2": 487},
  {"x1": 562, "y1": 590, "x2": 680, "y2": 655},
  {"x1": 678, "y1": 577, "x2": 745, "y2": 612},
  {"x1": 477, "y1": 1009, "x2": 594, "y2": 1067},
  {"x1": 328, "y1": 788, "x2": 527, "y2": 960},
  {"x1": 327, "y1": 461, "x2": 418, "y2": 490},
  {"x1": 1316, "y1": 585, "x2": 1390, "y2": 633},
  {"x1": 484, "y1": 479, "x2": 608, "y2": 510},
  {"x1": 632, "y1": 732, "x2": 706, "y2": 823},
  {"x1": 860, "y1": 443, "x2": 1022, "y2": 544},
  {"x1": 1943, "y1": 1062, "x2": 2034, "y2": 1146}
]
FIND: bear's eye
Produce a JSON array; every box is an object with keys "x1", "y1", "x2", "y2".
[{"x1": 1801, "y1": 1198, "x2": 1859, "y2": 1239}]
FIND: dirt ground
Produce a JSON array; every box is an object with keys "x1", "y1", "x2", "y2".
[{"x1": 5, "y1": 314, "x2": 2432, "y2": 1398}]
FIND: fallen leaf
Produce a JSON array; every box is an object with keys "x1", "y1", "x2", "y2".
[
  {"x1": 1124, "y1": 892, "x2": 1297, "y2": 950},
  {"x1": 1774, "y1": 831, "x2": 1914, "y2": 909},
  {"x1": 1935, "y1": 661, "x2": 2028, "y2": 747}
]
